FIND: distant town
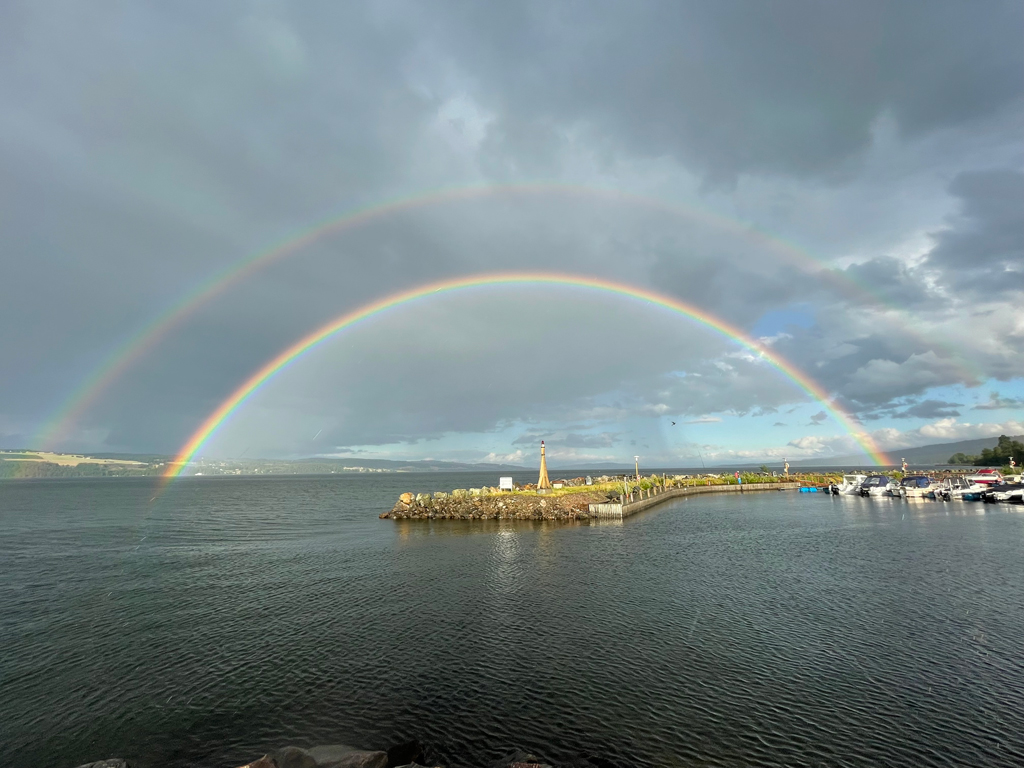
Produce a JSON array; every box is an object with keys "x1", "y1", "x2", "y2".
[
  {"x1": 1, "y1": 433, "x2": 1020, "y2": 479},
  {"x1": 0, "y1": 450, "x2": 529, "y2": 479}
]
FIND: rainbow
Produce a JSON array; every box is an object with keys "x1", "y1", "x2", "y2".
[
  {"x1": 163, "y1": 272, "x2": 891, "y2": 480},
  {"x1": 36, "y1": 182, "x2": 914, "y2": 451}
]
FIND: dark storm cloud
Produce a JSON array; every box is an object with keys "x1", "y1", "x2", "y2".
[
  {"x1": 923, "y1": 169, "x2": 1024, "y2": 291},
  {"x1": 837, "y1": 257, "x2": 935, "y2": 307},
  {"x1": 1, "y1": 1, "x2": 1021, "y2": 458},
  {"x1": 768, "y1": 325, "x2": 970, "y2": 412},
  {"x1": 413, "y1": 0, "x2": 1024, "y2": 183}
]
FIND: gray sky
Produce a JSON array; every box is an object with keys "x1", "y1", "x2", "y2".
[{"x1": 2, "y1": 0, "x2": 1022, "y2": 467}]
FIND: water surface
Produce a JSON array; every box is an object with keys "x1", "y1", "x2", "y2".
[{"x1": 2, "y1": 475, "x2": 1023, "y2": 767}]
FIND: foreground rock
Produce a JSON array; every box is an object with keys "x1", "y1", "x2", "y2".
[
  {"x1": 239, "y1": 745, "x2": 389, "y2": 768},
  {"x1": 381, "y1": 490, "x2": 609, "y2": 521},
  {"x1": 74, "y1": 742, "x2": 619, "y2": 768},
  {"x1": 236, "y1": 744, "x2": 618, "y2": 768}
]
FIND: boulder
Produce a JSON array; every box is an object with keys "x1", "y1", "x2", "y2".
[
  {"x1": 236, "y1": 758, "x2": 275, "y2": 768},
  {"x1": 433, "y1": 492, "x2": 448, "y2": 500},
  {"x1": 399, "y1": 492, "x2": 414, "y2": 504},
  {"x1": 269, "y1": 746, "x2": 318, "y2": 768},
  {"x1": 307, "y1": 745, "x2": 388, "y2": 768},
  {"x1": 487, "y1": 750, "x2": 553, "y2": 768},
  {"x1": 386, "y1": 740, "x2": 424, "y2": 767}
]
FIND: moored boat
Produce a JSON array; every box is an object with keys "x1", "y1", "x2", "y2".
[
  {"x1": 830, "y1": 474, "x2": 867, "y2": 495},
  {"x1": 983, "y1": 482, "x2": 1024, "y2": 503},
  {"x1": 963, "y1": 469, "x2": 1004, "y2": 500},
  {"x1": 859, "y1": 475, "x2": 897, "y2": 497},
  {"x1": 936, "y1": 476, "x2": 975, "y2": 500},
  {"x1": 897, "y1": 475, "x2": 940, "y2": 499}
]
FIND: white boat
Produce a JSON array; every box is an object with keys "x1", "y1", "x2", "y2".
[
  {"x1": 859, "y1": 475, "x2": 897, "y2": 496},
  {"x1": 936, "y1": 477, "x2": 976, "y2": 500},
  {"x1": 963, "y1": 470, "x2": 1004, "y2": 500},
  {"x1": 967, "y1": 469, "x2": 1003, "y2": 485},
  {"x1": 897, "y1": 475, "x2": 940, "y2": 498},
  {"x1": 985, "y1": 483, "x2": 1024, "y2": 503},
  {"x1": 833, "y1": 474, "x2": 867, "y2": 495}
]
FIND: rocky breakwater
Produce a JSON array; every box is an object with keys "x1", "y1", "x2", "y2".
[{"x1": 381, "y1": 485, "x2": 610, "y2": 521}]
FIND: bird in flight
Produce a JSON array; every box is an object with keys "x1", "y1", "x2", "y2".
[{"x1": 671, "y1": 421, "x2": 676, "y2": 425}]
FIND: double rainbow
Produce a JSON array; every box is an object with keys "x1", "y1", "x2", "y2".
[
  {"x1": 163, "y1": 272, "x2": 890, "y2": 479},
  {"x1": 37, "y1": 182, "x2": 927, "y2": 451}
]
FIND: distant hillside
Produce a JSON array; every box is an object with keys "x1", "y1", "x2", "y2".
[
  {"x1": 181, "y1": 455, "x2": 532, "y2": 475},
  {"x1": 0, "y1": 449, "x2": 528, "y2": 478},
  {"x1": 792, "y1": 435, "x2": 1024, "y2": 467},
  {"x1": 287, "y1": 457, "x2": 529, "y2": 472}
]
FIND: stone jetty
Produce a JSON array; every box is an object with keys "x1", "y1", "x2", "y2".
[
  {"x1": 382, "y1": 474, "x2": 815, "y2": 521},
  {"x1": 381, "y1": 484, "x2": 607, "y2": 520}
]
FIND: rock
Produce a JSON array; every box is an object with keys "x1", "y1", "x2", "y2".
[
  {"x1": 306, "y1": 745, "x2": 388, "y2": 768},
  {"x1": 74, "y1": 761, "x2": 130, "y2": 768},
  {"x1": 399, "y1": 492, "x2": 414, "y2": 504},
  {"x1": 269, "y1": 746, "x2": 318, "y2": 768},
  {"x1": 237, "y1": 757, "x2": 275, "y2": 768},
  {"x1": 433, "y1": 492, "x2": 448, "y2": 500},
  {"x1": 386, "y1": 740, "x2": 424, "y2": 767},
  {"x1": 488, "y1": 750, "x2": 553, "y2": 768}
]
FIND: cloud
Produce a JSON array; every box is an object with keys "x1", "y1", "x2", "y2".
[
  {"x1": 808, "y1": 411, "x2": 828, "y2": 426},
  {"x1": 482, "y1": 449, "x2": 525, "y2": 465},
  {"x1": 424, "y1": 2, "x2": 1024, "y2": 183},
  {"x1": 973, "y1": 391, "x2": 1024, "y2": 410},
  {"x1": 1, "y1": 2, "x2": 1021, "y2": 462},
  {"x1": 841, "y1": 352, "x2": 970, "y2": 406},
  {"x1": 868, "y1": 418, "x2": 1024, "y2": 449},
  {"x1": 891, "y1": 399, "x2": 962, "y2": 419},
  {"x1": 917, "y1": 418, "x2": 1024, "y2": 442},
  {"x1": 924, "y1": 170, "x2": 1024, "y2": 291},
  {"x1": 512, "y1": 431, "x2": 620, "y2": 449},
  {"x1": 683, "y1": 416, "x2": 722, "y2": 424},
  {"x1": 788, "y1": 435, "x2": 831, "y2": 452},
  {"x1": 838, "y1": 256, "x2": 936, "y2": 307}
]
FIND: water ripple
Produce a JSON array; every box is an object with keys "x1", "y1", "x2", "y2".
[{"x1": 2, "y1": 477, "x2": 1023, "y2": 767}]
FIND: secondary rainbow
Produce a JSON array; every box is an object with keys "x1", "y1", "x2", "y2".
[
  {"x1": 37, "y1": 181, "x2": 921, "y2": 452},
  {"x1": 163, "y1": 272, "x2": 890, "y2": 480}
]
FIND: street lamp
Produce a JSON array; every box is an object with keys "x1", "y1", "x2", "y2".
[{"x1": 634, "y1": 455, "x2": 640, "y2": 480}]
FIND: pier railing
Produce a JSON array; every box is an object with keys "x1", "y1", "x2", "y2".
[{"x1": 589, "y1": 482, "x2": 802, "y2": 518}]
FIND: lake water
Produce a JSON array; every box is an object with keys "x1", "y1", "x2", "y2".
[{"x1": 2, "y1": 474, "x2": 1023, "y2": 768}]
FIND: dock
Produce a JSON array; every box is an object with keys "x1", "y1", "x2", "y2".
[{"x1": 589, "y1": 481, "x2": 802, "y2": 518}]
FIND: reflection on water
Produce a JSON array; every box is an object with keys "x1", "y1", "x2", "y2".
[{"x1": 2, "y1": 474, "x2": 1024, "y2": 768}]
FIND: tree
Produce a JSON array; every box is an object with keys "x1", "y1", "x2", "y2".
[
  {"x1": 948, "y1": 452, "x2": 979, "y2": 465},
  {"x1": 973, "y1": 435, "x2": 1024, "y2": 466}
]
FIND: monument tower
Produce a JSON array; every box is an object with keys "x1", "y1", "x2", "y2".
[{"x1": 537, "y1": 441, "x2": 552, "y2": 491}]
